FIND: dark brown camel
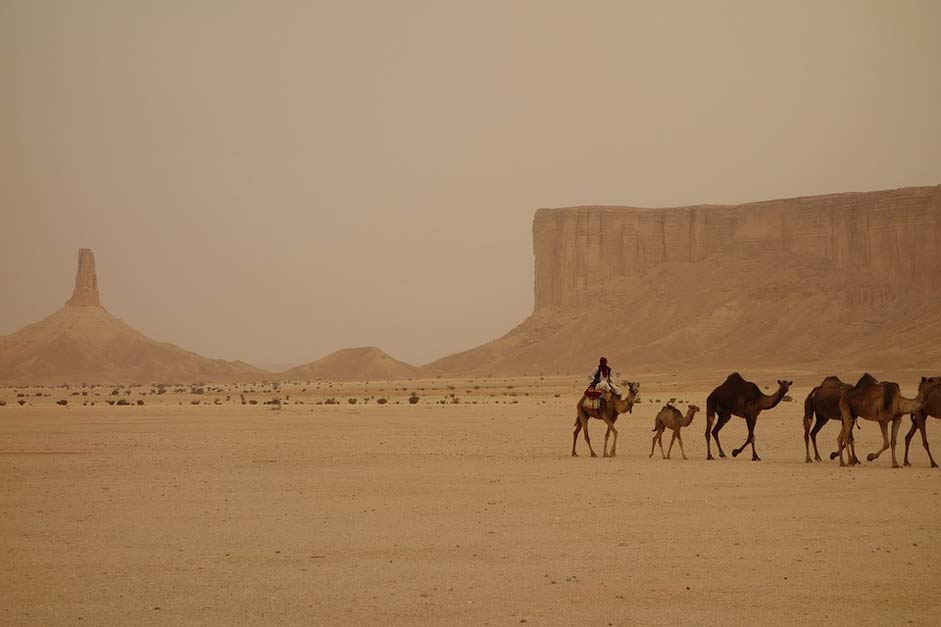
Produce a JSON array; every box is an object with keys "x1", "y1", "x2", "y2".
[
  {"x1": 803, "y1": 375, "x2": 860, "y2": 464},
  {"x1": 903, "y1": 376, "x2": 941, "y2": 468},
  {"x1": 836, "y1": 374, "x2": 940, "y2": 468},
  {"x1": 704, "y1": 373, "x2": 792, "y2": 461},
  {"x1": 572, "y1": 382, "x2": 639, "y2": 458}
]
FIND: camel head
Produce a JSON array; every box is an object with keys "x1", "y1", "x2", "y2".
[
  {"x1": 777, "y1": 379, "x2": 794, "y2": 394},
  {"x1": 688, "y1": 404, "x2": 700, "y2": 417},
  {"x1": 918, "y1": 376, "x2": 941, "y2": 399},
  {"x1": 615, "y1": 381, "x2": 640, "y2": 413}
]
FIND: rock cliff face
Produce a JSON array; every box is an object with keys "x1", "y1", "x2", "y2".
[
  {"x1": 428, "y1": 185, "x2": 941, "y2": 376},
  {"x1": 0, "y1": 249, "x2": 268, "y2": 385},
  {"x1": 65, "y1": 248, "x2": 101, "y2": 307},
  {"x1": 534, "y1": 186, "x2": 941, "y2": 310}
]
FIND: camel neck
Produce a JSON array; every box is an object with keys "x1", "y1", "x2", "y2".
[{"x1": 759, "y1": 386, "x2": 786, "y2": 410}]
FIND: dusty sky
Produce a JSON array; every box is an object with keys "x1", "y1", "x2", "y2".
[{"x1": 2, "y1": 1, "x2": 939, "y2": 370}]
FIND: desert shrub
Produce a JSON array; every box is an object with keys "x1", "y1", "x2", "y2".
[
  {"x1": 18, "y1": 400, "x2": 26, "y2": 406},
  {"x1": 56, "y1": 400, "x2": 68, "y2": 406},
  {"x1": 116, "y1": 399, "x2": 130, "y2": 406},
  {"x1": 347, "y1": 398, "x2": 357, "y2": 405},
  {"x1": 0, "y1": 400, "x2": 5, "y2": 406},
  {"x1": 783, "y1": 395, "x2": 794, "y2": 402},
  {"x1": 408, "y1": 394, "x2": 420, "y2": 404},
  {"x1": 376, "y1": 398, "x2": 388, "y2": 405},
  {"x1": 249, "y1": 400, "x2": 258, "y2": 405},
  {"x1": 111, "y1": 389, "x2": 119, "y2": 396},
  {"x1": 190, "y1": 400, "x2": 200, "y2": 405},
  {"x1": 192, "y1": 387, "x2": 205, "y2": 395},
  {"x1": 136, "y1": 400, "x2": 144, "y2": 406}
]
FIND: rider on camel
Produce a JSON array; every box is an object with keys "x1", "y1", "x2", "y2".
[{"x1": 588, "y1": 356, "x2": 621, "y2": 398}]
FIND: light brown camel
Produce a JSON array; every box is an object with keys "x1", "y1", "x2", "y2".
[
  {"x1": 572, "y1": 382, "x2": 639, "y2": 458},
  {"x1": 704, "y1": 373, "x2": 792, "y2": 461},
  {"x1": 836, "y1": 374, "x2": 941, "y2": 468},
  {"x1": 650, "y1": 403, "x2": 700, "y2": 460},
  {"x1": 903, "y1": 376, "x2": 941, "y2": 467},
  {"x1": 803, "y1": 375, "x2": 860, "y2": 464}
]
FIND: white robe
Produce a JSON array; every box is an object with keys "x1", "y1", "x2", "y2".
[{"x1": 588, "y1": 366, "x2": 621, "y2": 397}]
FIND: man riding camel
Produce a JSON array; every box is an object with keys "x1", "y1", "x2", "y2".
[{"x1": 588, "y1": 356, "x2": 621, "y2": 398}]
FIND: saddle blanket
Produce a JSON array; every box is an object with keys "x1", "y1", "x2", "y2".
[{"x1": 583, "y1": 397, "x2": 601, "y2": 411}]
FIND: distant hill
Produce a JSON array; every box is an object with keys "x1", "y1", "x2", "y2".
[
  {"x1": 425, "y1": 186, "x2": 941, "y2": 376},
  {"x1": 281, "y1": 346, "x2": 422, "y2": 381},
  {"x1": 0, "y1": 249, "x2": 268, "y2": 385}
]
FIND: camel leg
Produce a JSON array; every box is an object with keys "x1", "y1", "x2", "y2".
[
  {"x1": 918, "y1": 419, "x2": 938, "y2": 468},
  {"x1": 676, "y1": 429, "x2": 688, "y2": 460},
  {"x1": 712, "y1": 413, "x2": 733, "y2": 458},
  {"x1": 867, "y1": 421, "x2": 890, "y2": 463},
  {"x1": 830, "y1": 420, "x2": 859, "y2": 463},
  {"x1": 583, "y1": 417, "x2": 597, "y2": 458},
  {"x1": 705, "y1": 412, "x2": 715, "y2": 460},
  {"x1": 890, "y1": 416, "x2": 902, "y2": 469},
  {"x1": 603, "y1": 425, "x2": 611, "y2": 458},
  {"x1": 903, "y1": 415, "x2": 918, "y2": 466},
  {"x1": 848, "y1": 425, "x2": 860, "y2": 465},
  {"x1": 603, "y1": 418, "x2": 619, "y2": 457},
  {"x1": 733, "y1": 415, "x2": 759, "y2": 461},
  {"x1": 572, "y1": 419, "x2": 582, "y2": 457},
  {"x1": 650, "y1": 428, "x2": 659, "y2": 458},
  {"x1": 803, "y1": 413, "x2": 813, "y2": 463},
  {"x1": 809, "y1": 416, "x2": 827, "y2": 462},
  {"x1": 835, "y1": 419, "x2": 850, "y2": 467},
  {"x1": 666, "y1": 431, "x2": 676, "y2": 459}
]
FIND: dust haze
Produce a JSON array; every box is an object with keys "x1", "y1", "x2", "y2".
[{"x1": 3, "y1": 1, "x2": 940, "y2": 369}]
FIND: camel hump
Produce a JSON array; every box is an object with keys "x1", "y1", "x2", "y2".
[
  {"x1": 821, "y1": 375, "x2": 843, "y2": 387},
  {"x1": 725, "y1": 372, "x2": 746, "y2": 384},
  {"x1": 856, "y1": 373, "x2": 878, "y2": 387}
]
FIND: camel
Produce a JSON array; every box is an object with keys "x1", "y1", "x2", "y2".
[
  {"x1": 836, "y1": 374, "x2": 941, "y2": 468},
  {"x1": 903, "y1": 376, "x2": 941, "y2": 468},
  {"x1": 650, "y1": 403, "x2": 700, "y2": 460},
  {"x1": 803, "y1": 375, "x2": 860, "y2": 464},
  {"x1": 704, "y1": 373, "x2": 792, "y2": 461},
  {"x1": 572, "y1": 382, "x2": 639, "y2": 458}
]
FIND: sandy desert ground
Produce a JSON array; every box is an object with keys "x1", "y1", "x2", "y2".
[{"x1": 2, "y1": 373, "x2": 939, "y2": 626}]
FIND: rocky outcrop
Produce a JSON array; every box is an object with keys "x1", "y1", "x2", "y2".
[
  {"x1": 534, "y1": 186, "x2": 941, "y2": 310},
  {"x1": 65, "y1": 248, "x2": 101, "y2": 307},
  {"x1": 0, "y1": 249, "x2": 268, "y2": 385},
  {"x1": 428, "y1": 185, "x2": 941, "y2": 375}
]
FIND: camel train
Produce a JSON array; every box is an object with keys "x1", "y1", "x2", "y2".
[{"x1": 574, "y1": 372, "x2": 941, "y2": 468}]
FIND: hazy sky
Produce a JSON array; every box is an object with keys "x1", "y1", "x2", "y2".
[{"x1": 2, "y1": 1, "x2": 939, "y2": 369}]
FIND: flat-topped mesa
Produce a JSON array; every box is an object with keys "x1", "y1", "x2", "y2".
[
  {"x1": 533, "y1": 185, "x2": 941, "y2": 310},
  {"x1": 65, "y1": 248, "x2": 101, "y2": 307}
]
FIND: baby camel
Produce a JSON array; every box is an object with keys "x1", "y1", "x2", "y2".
[{"x1": 650, "y1": 404, "x2": 700, "y2": 460}]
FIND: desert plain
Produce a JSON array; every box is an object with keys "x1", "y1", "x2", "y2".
[{"x1": 2, "y1": 372, "x2": 939, "y2": 626}]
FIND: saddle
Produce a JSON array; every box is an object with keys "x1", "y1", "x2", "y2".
[{"x1": 582, "y1": 387, "x2": 611, "y2": 411}]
